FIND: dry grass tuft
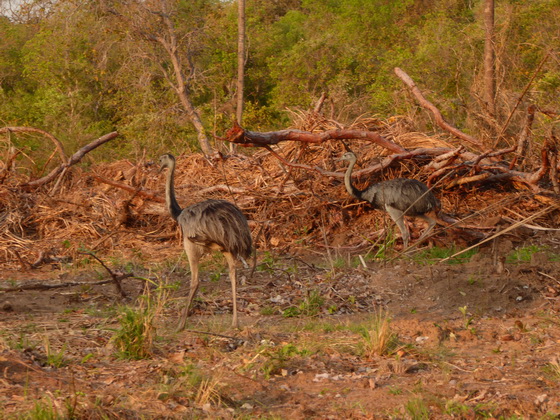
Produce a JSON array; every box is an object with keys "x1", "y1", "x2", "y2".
[{"x1": 359, "y1": 309, "x2": 399, "y2": 358}]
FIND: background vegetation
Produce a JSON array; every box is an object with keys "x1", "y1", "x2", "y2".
[{"x1": 1, "y1": 0, "x2": 558, "y2": 159}]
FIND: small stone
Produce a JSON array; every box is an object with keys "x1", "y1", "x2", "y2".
[
  {"x1": 313, "y1": 373, "x2": 330, "y2": 382},
  {"x1": 535, "y1": 394, "x2": 548, "y2": 405}
]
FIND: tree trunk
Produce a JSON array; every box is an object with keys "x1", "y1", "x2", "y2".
[
  {"x1": 155, "y1": 4, "x2": 213, "y2": 156},
  {"x1": 108, "y1": 0, "x2": 214, "y2": 156},
  {"x1": 236, "y1": 0, "x2": 246, "y2": 125},
  {"x1": 483, "y1": 0, "x2": 496, "y2": 119}
]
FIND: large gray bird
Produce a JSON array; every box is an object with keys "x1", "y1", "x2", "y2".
[
  {"x1": 339, "y1": 151, "x2": 440, "y2": 248},
  {"x1": 159, "y1": 153, "x2": 252, "y2": 330}
]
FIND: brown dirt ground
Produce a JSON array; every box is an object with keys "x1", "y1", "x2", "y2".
[
  {"x1": 1, "y1": 124, "x2": 560, "y2": 418},
  {"x1": 1, "y1": 230, "x2": 559, "y2": 419}
]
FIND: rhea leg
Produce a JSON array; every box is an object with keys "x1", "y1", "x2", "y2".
[
  {"x1": 416, "y1": 213, "x2": 437, "y2": 244},
  {"x1": 223, "y1": 251, "x2": 239, "y2": 329},
  {"x1": 177, "y1": 240, "x2": 202, "y2": 332},
  {"x1": 386, "y1": 206, "x2": 409, "y2": 248}
]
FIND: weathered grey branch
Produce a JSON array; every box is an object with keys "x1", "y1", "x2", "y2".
[{"x1": 22, "y1": 131, "x2": 119, "y2": 188}]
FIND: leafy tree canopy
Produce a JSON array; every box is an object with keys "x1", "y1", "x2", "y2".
[{"x1": 0, "y1": 0, "x2": 558, "y2": 157}]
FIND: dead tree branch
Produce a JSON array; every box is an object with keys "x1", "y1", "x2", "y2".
[
  {"x1": 79, "y1": 251, "x2": 130, "y2": 298},
  {"x1": 21, "y1": 131, "x2": 119, "y2": 188},
  {"x1": 217, "y1": 120, "x2": 555, "y2": 194},
  {"x1": 510, "y1": 105, "x2": 536, "y2": 169},
  {"x1": 0, "y1": 278, "x2": 118, "y2": 293},
  {"x1": 394, "y1": 68, "x2": 488, "y2": 151},
  {"x1": 92, "y1": 175, "x2": 164, "y2": 203},
  {"x1": 0, "y1": 126, "x2": 68, "y2": 164},
  {"x1": 219, "y1": 121, "x2": 407, "y2": 154}
]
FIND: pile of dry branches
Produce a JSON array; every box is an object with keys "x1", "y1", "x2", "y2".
[{"x1": 1, "y1": 69, "x2": 558, "y2": 270}]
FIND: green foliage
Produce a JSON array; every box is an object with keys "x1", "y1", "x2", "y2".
[
  {"x1": 1, "y1": 0, "x2": 559, "y2": 156},
  {"x1": 17, "y1": 399, "x2": 65, "y2": 420},
  {"x1": 405, "y1": 397, "x2": 430, "y2": 420},
  {"x1": 506, "y1": 244, "x2": 559, "y2": 263},
  {"x1": 458, "y1": 305, "x2": 474, "y2": 330},
  {"x1": 111, "y1": 278, "x2": 170, "y2": 359},
  {"x1": 112, "y1": 304, "x2": 155, "y2": 360},
  {"x1": 260, "y1": 343, "x2": 310, "y2": 379},
  {"x1": 282, "y1": 289, "x2": 324, "y2": 318},
  {"x1": 43, "y1": 340, "x2": 67, "y2": 368},
  {"x1": 256, "y1": 251, "x2": 279, "y2": 273}
]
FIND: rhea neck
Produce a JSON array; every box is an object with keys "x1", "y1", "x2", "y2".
[
  {"x1": 164, "y1": 159, "x2": 183, "y2": 221},
  {"x1": 343, "y1": 154, "x2": 365, "y2": 200}
]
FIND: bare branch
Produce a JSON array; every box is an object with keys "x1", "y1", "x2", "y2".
[
  {"x1": 1, "y1": 126, "x2": 68, "y2": 164},
  {"x1": 394, "y1": 68, "x2": 488, "y2": 151},
  {"x1": 22, "y1": 131, "x2": 119, "y2": 188},
  {"x1": 219, "y1": 121, "x2": 407, "y2": 154},
  {"x1": 92, "y1": 175, "x2": 164, "y2": 203}
]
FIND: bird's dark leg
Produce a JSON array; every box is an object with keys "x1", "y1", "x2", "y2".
[
  {"x1": 385, "y1": 206, "x2": 409, "y2": 248},
  {"x1": 223, "y1": 252, "x2": 240, "y2": 329},
  {"x1": 177, "y1": 241, "x2": 201, "y2": 332}
]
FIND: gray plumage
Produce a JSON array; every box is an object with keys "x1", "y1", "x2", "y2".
[
  {"x1": 339, "y1": 151, "x2": 440, "y2": 248},
  {"x1": 159, "y1": 153, "x2": 252, "y2": 330}
]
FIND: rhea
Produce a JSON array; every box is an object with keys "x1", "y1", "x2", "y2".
[
  {"x1": 339, "y1": 151, "x2": 440, "y2": 248},
  {"x1": 159, "y1": 153, "x2": 252, "y2": 330}
]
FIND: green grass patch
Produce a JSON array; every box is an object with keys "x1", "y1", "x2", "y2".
[
  {"x1": 506, "y1": 244, "x2": 560, "y2": 264},
  {"x1": 405, "y1": 397, "x2": 430, "y2": 419},
  {"x1": 259, "y1": 343, "x2": 311, "y2": 379},
  {"x1": 413, "y1": 246, "x2": 478, "y2": 265},
  {"x1": 111, "y1": 278, "x2": 171, "y2": 359},
  {"x1": 283, "y1": 289, "x2": 325, "y2": 318}
]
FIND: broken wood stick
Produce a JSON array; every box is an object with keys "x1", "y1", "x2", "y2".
[
  {"x1": 79, "y1": 251, "x2": 130, "y2": 298},
  {"x1": 92, "y1": 174, "x2": 164, "y2": 203}
]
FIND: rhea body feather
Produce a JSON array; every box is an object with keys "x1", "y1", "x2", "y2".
[
  {"x1": 160, "y1": 153, "x2": 252, "y2": 329},
  {"x1": 178, "y1": 200, "x2": 252, "y2": 259}
]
